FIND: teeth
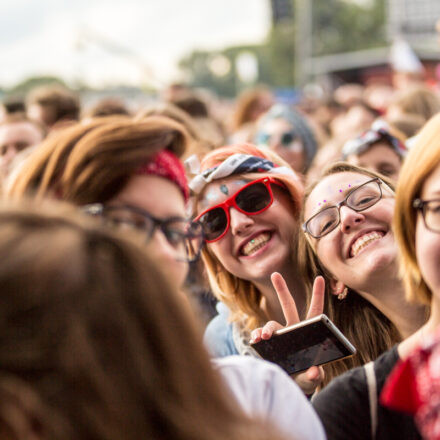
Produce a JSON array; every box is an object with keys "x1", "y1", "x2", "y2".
[
  {"x1": 242, "y1": 233, "x2": 271, "y2": 256},
  {"x1": 350, "y1": 231, "x2": 384, "y2": 257}
]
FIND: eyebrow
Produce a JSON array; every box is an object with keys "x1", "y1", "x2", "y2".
[{"x1": 311, "y1": 180, "x2": 370, "y2": 215}]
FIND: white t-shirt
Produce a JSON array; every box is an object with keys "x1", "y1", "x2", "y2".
[{"x1": 213, "y1": 356, "x2": 326, "y2": 440}]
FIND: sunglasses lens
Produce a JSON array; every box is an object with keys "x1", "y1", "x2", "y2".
[
  {"x1": 236, "y1": 182, "x2": 272, "y2": 213},
  {"x1": 281, "y1": 132, "x2": 295, "y2": 146},
  {"x1": 199, "y1": 207, "x2": 228, "y2": 241}
]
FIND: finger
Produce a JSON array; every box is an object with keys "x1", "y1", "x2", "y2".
[
  {"x1": 261, "y1": 320, "x2": 283, "y2": 339},
  {"x1": 271, "y1": 272, "x2": 300, "y2": 325},
  {"x1": 306, "y1": 276, "x2": 326, "y2": 319},
  {"x1": 294, "y1": 367, "x2": 322, "y2": 395},
  {"x1": 250, "y1": 328, "x2": 263, "y2": 344}
]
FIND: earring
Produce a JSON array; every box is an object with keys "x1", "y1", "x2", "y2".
[{"x1": 337, "y1": 287, "x2": 348, "y2": 300}]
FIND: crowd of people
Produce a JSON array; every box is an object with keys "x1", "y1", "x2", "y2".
[{"x1": 1, "y1": 75, "x2": 440, "y2": 439}]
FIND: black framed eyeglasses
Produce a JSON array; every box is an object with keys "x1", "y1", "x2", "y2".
[
  {"x1": 303, "y1": 178, "x2": 384, "y2": 239},
  {"x1": 83, "y1": 204, "x2": 204, "y2": 262},
  {"x1": 413, "y1": 198, "x2": 440, "y2": 233}
]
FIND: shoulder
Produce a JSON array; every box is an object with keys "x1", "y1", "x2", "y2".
[
  {"x1": 214, "y1": 356, "x2": 325, "y2": 440},
  {"x1": 313, "y1": 362, "x2": 369, "y2": 439},
  {"x1": 203, "y1": 303, "x2": 238, "y2": 357}
]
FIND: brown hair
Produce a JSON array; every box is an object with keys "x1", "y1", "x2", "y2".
[
  {"x1": 8, "y1": 115, "x2": 192, "y2": 204},
  {"x1": 389, "y1": 85, "x2": 440, "y2": 122},
  {"x1": 298, "y1": 162, "x2": 401, "y2": 385},
  {"x1": 230, "y1": 87, "x2": 273, "y2": 132},
  {"x1": 193, "y1": 144, "x2": 303, "y2": 331},
  {"x1": 394, "y1": 113, "x2": 440, "y2": 305},
  {"x1": 0, "y1": 199, "x2": 286, "y2": 440},
  {"x1": 26, "y1": 85, "x2": 80, "y2": 126}
]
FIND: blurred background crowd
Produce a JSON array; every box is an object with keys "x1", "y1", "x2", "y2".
[{"x1": 2, "y1": 1, "x2": 440, "y2": 439}]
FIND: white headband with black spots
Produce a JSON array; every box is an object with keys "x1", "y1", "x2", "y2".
[{"x1": 187, "y1": 153, "x2": 298, "y2": 195}]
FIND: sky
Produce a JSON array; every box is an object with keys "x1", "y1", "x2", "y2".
[{"x1": 0, "y1": 0, "x2": 271, "y2": 89}]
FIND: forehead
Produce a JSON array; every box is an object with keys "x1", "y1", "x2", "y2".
[
  {"x1": 0, "y1": 122, "x2": 43, "y2": 144},
  {"x1": 421, "y1": 162, "x2": 440, "y2": 198},
  {"x1": 305, "y1": 172, "x2": 372, "y2": 216},
  {"x1": 357, "y1": 142, "x2": 401, "y2": 163},
  {"x1": 198, "y1": 176, "x2": 250, "y2": 211},
  {"x1": 261, "y1": 118, "x2": 292, "y2": 134}
]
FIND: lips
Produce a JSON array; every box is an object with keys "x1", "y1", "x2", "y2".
[
  {"x1": 349, "y1": 230, "x2": 385, "y2": 258},
  {"x1": 239, "y1": 232, "x2": 271, "y2": 256}
]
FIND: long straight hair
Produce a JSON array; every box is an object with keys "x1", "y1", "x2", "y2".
[
  {"x1": 0, "y1": 200, "x2": 286, "y2": 440},
  {"x1": 298, "y1": 162, "x2": 401, "y2": 385}
]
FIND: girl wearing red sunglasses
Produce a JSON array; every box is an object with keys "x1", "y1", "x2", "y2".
[{"x1": 192, "y1": 144, "x2": 323, "y2": 394}]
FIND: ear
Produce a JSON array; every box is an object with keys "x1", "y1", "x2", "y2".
[{"x1": 329, "y1": 279, "x2": 346, "y2": 297}]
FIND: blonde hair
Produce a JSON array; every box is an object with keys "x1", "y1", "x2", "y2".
[
  {"x1": 394, "y1": 113, "x2": 440, "y2": 305},
  {"x1": 0, "y1": 199, "x2": 286, "y2": 440},
  {"x1": 298, "y1": 162, "x2": 401, "y2": 385},
  {"x1": 194, "y1": 144, "x2": 303, "y2": 331},
  {"x1": 8, "y1": 115, "x2": 192, "y2": 204}
]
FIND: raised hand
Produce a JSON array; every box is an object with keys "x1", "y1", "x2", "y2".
[
  {"x1": 250, "y1": 272, "x2": 326, "y2": 395},
  {"x1": 250, "y1": 273, "x2": 325, "y2": 343}
]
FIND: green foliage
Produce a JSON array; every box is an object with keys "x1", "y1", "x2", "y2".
[
  {"x1": 8, "y1": 76, "x2": 67, "y2": 96},
  {"x1": 178, "y1": 0, "x2": 386, "y2": 96},
  {"x1": 312, "y1": 0, "x2": 386, "y2": 56}
]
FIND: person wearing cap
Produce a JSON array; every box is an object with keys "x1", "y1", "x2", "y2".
[
  {"x1": 342, "y1": 120, "x2": 408, "y2": 182},
  {"x1": 254, "y1": 104, "x2": 318, "y2": 175}
]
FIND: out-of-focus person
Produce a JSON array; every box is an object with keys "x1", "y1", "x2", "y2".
[
  {"x1": 0, "y1": 113, "x2": 45, "y2": 181},
  {"x1": 254, "y1": 104, "x2": 318, "y2": 175},
  {"x1": 82, "y1": 97, "x2": 130, "y2": 120},
  {"x1": 229, "y1": 86, "x2": 274, "y2": 143},
  {"x1": 386, "y1": 85, "x2": 440, "y2": 123},
  {"x1": 342, "y1": 120, "x2": 408, "y2": 182},
  {"x1": 0, "y1": 199, "x2": 296, "y2": 440},
  {"x1": 26, "y1": 84, "x2": 80, "y2": 131}
]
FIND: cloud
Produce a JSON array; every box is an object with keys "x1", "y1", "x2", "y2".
[{"x1": 0, "y1": 0, "x2": 270, "y2": 88}]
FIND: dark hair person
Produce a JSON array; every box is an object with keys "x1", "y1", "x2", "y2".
[{"x1": 0, "y1": 199, "x2": 288, "y2": 440}]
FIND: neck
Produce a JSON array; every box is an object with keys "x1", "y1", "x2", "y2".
[
  {"x1": 398, "y1": 296, "x2": 440, "y2": 360},
  {"x1": 254, "y1": 266, "x2": 307, "y2": 324},
  {"x1": 358, "y1": 274, "x2": 426, "y2": 339}
]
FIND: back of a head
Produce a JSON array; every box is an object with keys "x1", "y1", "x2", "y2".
[
  {"x1": 389, "y1": 85, "x2": 440, "y2": 122},
  {"x1": 0, "y1": 199, "x2": 287, "y2": 440},
  {"x1": 26, "y1": 85, "x2": 80, "y2": 127}
]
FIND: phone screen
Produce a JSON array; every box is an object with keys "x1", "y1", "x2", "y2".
[{"x1": 251, "y1": 318, "x2": 355, "y2": 375}]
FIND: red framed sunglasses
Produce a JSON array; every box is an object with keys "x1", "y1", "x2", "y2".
[{"x1": 194, "y1": 177, "x2": 285, "y2": 243}]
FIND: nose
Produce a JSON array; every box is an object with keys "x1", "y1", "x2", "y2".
[
  {"x1": 229, "y1": 207, "x2": 254, "y2": 236},
  {"x1": 339, "y1": 205, "x2": 365, "y2": 233}
]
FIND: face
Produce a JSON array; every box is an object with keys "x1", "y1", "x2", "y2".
[
  {"x1": 109, "y1": 174, "x2": 188, "y2": 287},
  {"x1": 415, "y1": 163, "x2": 440, "y2": 301},
  {"x1": 304, "y1": 172, "x2": 396, "y2": 291},
  {"x1": 198, "y1": 176, "x2": 298, "y2": 284},
  {"x1": 346, "y1": 142, "x2": 402, "y2": 182},
  {"x1": 258, "y1": 118, "x2": 305, "y2": 172},
  {"x1": 0, "y1": 122, "x2": 43, "y2": 173}
]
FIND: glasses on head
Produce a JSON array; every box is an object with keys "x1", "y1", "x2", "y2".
[
  {"x1": 83, "y1": 204, "x2": 204, "y2": 263},
  {"x1": 413, "y1": 198, "x2": 440, "y2": 233},
  {"x1": 258, "y1": 130, "x2": 297, "y2": 148},
  {"x1": 194, "y1": 177, "x2": 285, "y2": 243},
  {"x1": 303, "y1": 178, "x2": 384, "y2": 239}
]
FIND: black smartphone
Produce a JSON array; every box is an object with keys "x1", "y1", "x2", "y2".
[{"x1": 250, "y1": 314, "x2": 356, "y2": 375}]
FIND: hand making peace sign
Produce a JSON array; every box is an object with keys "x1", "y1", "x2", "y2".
[{"x1": 250, "y1": 272, "x2": 326, "y2": 395}]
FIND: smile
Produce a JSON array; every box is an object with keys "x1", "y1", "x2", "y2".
[
  {"x1": 349, "y1": 231, "x2": 385, "y2": 258},
  {"x1": 240, "y1": 232, "x2": 272, "y2": 256}
]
